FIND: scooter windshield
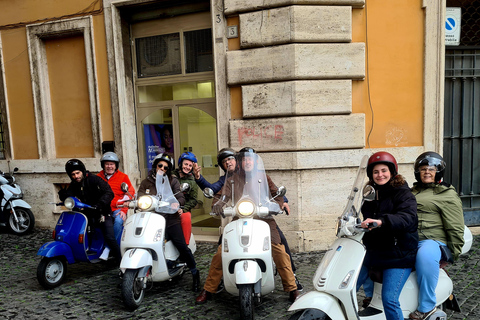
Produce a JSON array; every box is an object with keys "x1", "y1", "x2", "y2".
[
  {"x1": 340, "y1": 155, "x2": 369, "y2": 219},
  {"x1": 220, "y1": 150, "x2": 281, "y2": 213},
  {"x1": 155, "y1": 172, "x2": 179, "y2": 214}
]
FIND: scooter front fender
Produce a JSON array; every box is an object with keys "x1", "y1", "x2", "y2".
[
  {"x1": 120, "y1": 248, "x2": 153, "y2": 270},
  {"x1": 288, "y1": 291, "x2": 346, "y2": 320},
  {"x1": 234, "y1": 260, "x2": 262, "y2": 285},
  {"x1": 37, "y1": 241, "x2": 75, "y2": 264},
  {"x1": 8, "y1": 199, "x2": 32, "y2": 209}
]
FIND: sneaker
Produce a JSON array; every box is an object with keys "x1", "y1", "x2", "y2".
[
  {"x1": 99, "y1": 247, "x2": 110, "y2": 260},
  {"x1": 295, "y1": 275, "x2": 303, "y2": 291},
  {"x1": 409, "y1": 307, "x2": 437, "y2": 320}
]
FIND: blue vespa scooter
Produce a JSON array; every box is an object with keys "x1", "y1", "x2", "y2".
[{"x1": 36, "y1": 197, "x2": 121, "y2": 289}]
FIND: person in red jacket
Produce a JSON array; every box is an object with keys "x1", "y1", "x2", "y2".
[{"x1": 97, "y1": 152, "x2": 135, "y2": 260}]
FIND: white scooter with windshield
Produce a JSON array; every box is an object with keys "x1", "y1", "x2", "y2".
[
  {"x1": 205, "y1": 152, "x2": 287, "y2": 320},
  {"x1": 288, "y1": 155, "x2": 473, "y2": 320},
  {"x1": 118, "y1": 176, "x2": 196, "y2": 311}
]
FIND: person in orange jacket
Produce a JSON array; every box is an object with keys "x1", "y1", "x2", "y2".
[{"x1": 97, "y1": 152, "x2": 135, "y2": 260}]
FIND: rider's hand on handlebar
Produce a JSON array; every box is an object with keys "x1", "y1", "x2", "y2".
[
  {"x1": 361, "y1": 218, "x2": 381, "y2": 230},
  {"x1": 212, "y1": 203, "x2": 225, "y2": 218},
  {"x1": 282, "y1": 203, "x2": 290, "y2": 216}
]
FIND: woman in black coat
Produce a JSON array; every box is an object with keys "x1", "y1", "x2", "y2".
[
  {"x1": 357, "y1": 152, "x2": 418, "y2": 320},
  {"x1": 138, "y1": 153, "x2": 200, "y2": 292}
]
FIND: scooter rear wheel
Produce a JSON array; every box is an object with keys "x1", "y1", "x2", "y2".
[
  {"x1": 122, "y1": 269, "x2": 146, "y2": 310},
  {"x1": 37, "y1": 257, "x2": 67, "y2": 289},
  {"x1": 239, "y1": 284, "x2": 254, "y2": 320},
  {"x1": 8, "y1": 207, "x2": 35, "y2": 235}
]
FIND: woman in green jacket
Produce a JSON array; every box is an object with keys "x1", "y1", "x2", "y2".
[
  {"x1": 173, "y1": 152, "x2": 198, "y2": 245},
  {"x1": 409, "y1": 152, "x2": 465, "y2": 320}
]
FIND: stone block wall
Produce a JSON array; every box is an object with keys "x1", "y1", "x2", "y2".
[{"x1": 223, "y1": 1, "x2": 366, "y2": 251}]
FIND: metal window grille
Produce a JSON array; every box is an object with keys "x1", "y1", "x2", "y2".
[
  {"x1": 184, "y1": 29, "x2": 213, "y2": 74},
  {"x1": 445, "y1": 1, "x2": 480, "y2": 224},
  {"x1": 135, "y1": 33, "x2": 182, "y2": 78},
  {"x1": 444, "y1": 48, "x2": 480, "y2": 224}
]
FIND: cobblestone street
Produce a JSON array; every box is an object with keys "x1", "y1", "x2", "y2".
[{"x1": 0, "y1": 227, "x2": 479, "y2": 319}]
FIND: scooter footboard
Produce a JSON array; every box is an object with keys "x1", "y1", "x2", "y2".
[
  {"x1": 234, "y1": 260, "x2": 262, "y2": 285},
  {"x1": 288, "y1": 291, "x2": 346, "y2": 320},
  {"x1": 120, "y1": 248, "x2": 153, "y2": 271}
]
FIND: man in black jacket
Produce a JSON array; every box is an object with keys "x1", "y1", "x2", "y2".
[{"x1": 59, "y1": 159, "x2": 121, "y2": 266}]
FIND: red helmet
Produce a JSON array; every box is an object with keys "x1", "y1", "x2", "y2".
[{"x1": 367, "y1": 152, "x2": 398, "y2": 180}]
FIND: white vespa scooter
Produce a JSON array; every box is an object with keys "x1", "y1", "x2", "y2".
[
  {"x1": 207, "y1": 151, "x2": 287, "y2": 320},
  {"x1": 118, "y1": 176, "x2": 196, "y2": 311},
  {"x1": 0, "y1": 167, "x2": 34, "y2": 235},
  {"x1": 288, "y1": 155, "x2": 473, "y2": 320}
]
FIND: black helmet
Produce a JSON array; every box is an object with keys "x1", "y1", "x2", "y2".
[
  {"x1": 414, "y1": 151, "x2": 446, "y2": 183},
  {"x1": 152, "y1": 153, "x2": 174, "y2": 174},
  {"x1": 217, "y1": 148, "x2": 235, "y2": 171},
  {"x1": 237, "y1": 147, "x2": 257, "y2": 170},
  {"x1": 100, "y1": 152, "x2": 119, "y2": 170},
  {"x1": 239, "y1": 147, "x2": 256, "y2": 154},
  {"x1": 65, "y1": 159, "x2": 86, "y2": 179}
]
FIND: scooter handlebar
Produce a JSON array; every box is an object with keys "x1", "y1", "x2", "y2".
[{"x1": 354, "y1": 222, "x2": 378, "y2": 230}]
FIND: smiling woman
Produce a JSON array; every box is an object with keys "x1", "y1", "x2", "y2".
[
  {"x1": 356, "y1": 151, "x2": 418, "y2": 319},
  {"x1": 410, "y1": 151, "x2": 465, "y2": 319}
]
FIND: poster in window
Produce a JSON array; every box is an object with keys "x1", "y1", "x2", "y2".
[{"x1": 144, "y1": 124, "x2": 174, "y2": 171}]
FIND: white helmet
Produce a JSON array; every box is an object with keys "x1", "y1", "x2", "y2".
[{"x1": 101, "y1": 152, "x2": 119, "y2": 170}]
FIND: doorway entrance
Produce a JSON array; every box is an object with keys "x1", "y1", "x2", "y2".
[{"x1": 132, "y1": 9, "x2": 221, "y2": 237}]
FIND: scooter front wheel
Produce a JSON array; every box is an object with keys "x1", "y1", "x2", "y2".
[
  {"x1": 37, "y1": 257, "x2": 67, "y2": 289},
  {"x1": 239, "y1": 284, "x2": 254, "y2": 320},
  {"x1": 122, "y1": 269, "x2": 146, "y2": 310},
  {"x1": 8, "y1": 207, "x2": 35, "y2": 235},
  {"x1": 289, "y1": 309, "x2": 331, "y2": 320}
]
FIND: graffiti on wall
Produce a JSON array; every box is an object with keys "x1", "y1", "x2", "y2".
[{"x1": 237, "y1": 124, "x2": 285, "y2": 146}]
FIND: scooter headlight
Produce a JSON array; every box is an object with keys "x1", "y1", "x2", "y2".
[
  {"x1": 237, "y1": 200, "x2": 255, "y2": 217},
  {"x1": 138, "y1": 196, "x2": 153, "y2": 210},
  {"x1": 64, "y1": 197, "x2": 75, "y2": 210}
]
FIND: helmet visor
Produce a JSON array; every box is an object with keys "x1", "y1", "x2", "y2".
[{"x1": 414, "y1": 156, "x2": 446, "y2": 173}]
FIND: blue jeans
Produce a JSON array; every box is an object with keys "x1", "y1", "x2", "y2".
[
  {"x1": 357, "y1": 265, "x2": 411, "y2": 320},
  {"x1": 112, "y1": 209, "x2": 124, "y2": 242},
  {"x1": 363, "y1": 275, "x2": 374, "y2": 297},
  {"x1": 357, "y1": 265, "x2": 373, "y2": 295},
  {"x1": 415, "y1": 239, "x2": 444, "y2": 312}
]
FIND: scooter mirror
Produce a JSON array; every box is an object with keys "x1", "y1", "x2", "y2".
[
  {"x1": 203, "y1": 188, "x2": 214, "y2": 199},
  {"x1": 180, "y1": 183, "x2": 190, "y2": 192},
  {"x1": 363, "y1": 185, "x2": 375, "y2": 201},
  {"x1": 276, "y1": 186, "x2": 287, "y2": 197},
  {"x1": 121, "y1": 182, "x2": 129, "y2": 193}
]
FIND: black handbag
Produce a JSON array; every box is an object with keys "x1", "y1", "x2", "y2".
[{"x1": 440, "y1": 245, "x2": 454, "y2": 263}]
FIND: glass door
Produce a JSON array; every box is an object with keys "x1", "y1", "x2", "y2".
[{"x1": 178, "y1": 105, "x2": 220, "y2": 235}]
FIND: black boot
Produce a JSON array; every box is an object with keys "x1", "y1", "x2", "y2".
[{"x1": 192, "y1": 270, "x2": 201, "y2": 292}]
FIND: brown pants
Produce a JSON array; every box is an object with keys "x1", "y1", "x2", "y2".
[{"x1": 203, "y1": 243, "x2": 296, "y2": 293}]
